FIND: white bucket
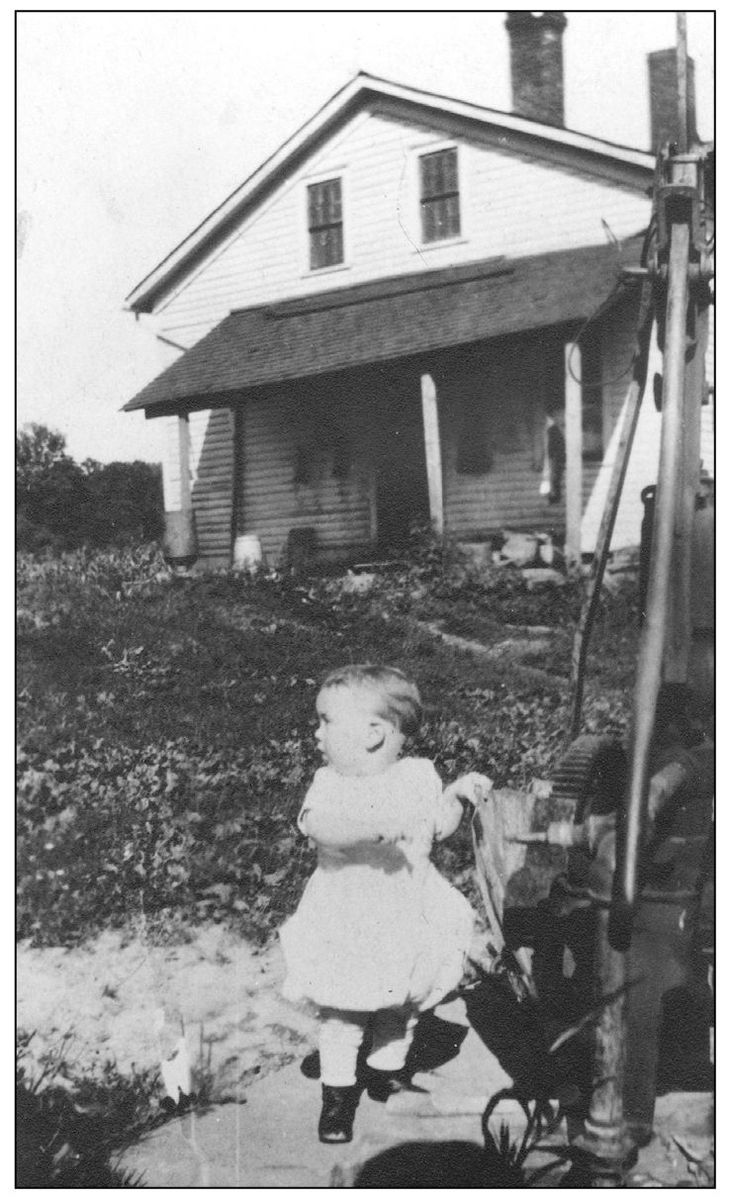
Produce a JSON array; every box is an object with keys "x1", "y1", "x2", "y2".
[{"x1": 233, "y1": 534, "x2": 264, "y2": 571}]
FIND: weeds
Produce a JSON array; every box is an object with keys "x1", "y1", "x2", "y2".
[
  {"x1": 16, "y1": 1032, "x2": 160, "y2": 1187},
  {"x1": 17, "y1": 544, "x2": 636, "y2": 948}
]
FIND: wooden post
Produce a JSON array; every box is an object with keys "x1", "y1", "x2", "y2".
[
  {"x1": 177, "y1": 413, "x2": 193, "y2": 513},
  {"x1": 163, "y1": 411, "x2": 197, "y2": 565},
  {"x1": 420, "y1": 372, "x2": 444, "y2": 537},
  {"x1": 230, "y1": 404, "x2": 244, "y2": 553},
  {"x1": 564, "y1": 342, "x2": 583, "y2": 570}
]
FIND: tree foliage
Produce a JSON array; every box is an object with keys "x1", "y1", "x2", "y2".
[{"x1": 16, "y1": 424, "x2": 163, "y2": 550}]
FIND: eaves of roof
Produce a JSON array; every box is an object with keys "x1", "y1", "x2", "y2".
[
  {"x1": 125, "y1": 72, "x2": 654, "y2": 314},
  {"x1": 124, "y1": 235, "x2": 645, "y2": 416}
]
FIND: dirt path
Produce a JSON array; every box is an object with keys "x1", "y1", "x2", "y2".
[{"x1": 17, "y1": 925, "x2": 318, "y2": 1098}]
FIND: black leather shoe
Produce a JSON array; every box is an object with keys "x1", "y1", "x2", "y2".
[
  {"x1": 318, "y1": 1084, "x2": 359, "y2": 1143},
  {"x1": 362, "y1": 1066, "x2": 425, "y2": 1103}
]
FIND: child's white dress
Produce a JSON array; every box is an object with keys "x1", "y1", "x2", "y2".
[{"x1": 280, "y1": 757, "x2": 475, "y2": 1013}]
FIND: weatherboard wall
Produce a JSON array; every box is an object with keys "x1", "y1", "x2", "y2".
[
  {"x1": 581, "y1": 302, "x2": 716, "y2": 553},
  {"x1": 236, "y1": 390, "x2": 374, "y2": 566},
  {"x1": 152, "y1": 109, "x2": 652, "y2": 351}
]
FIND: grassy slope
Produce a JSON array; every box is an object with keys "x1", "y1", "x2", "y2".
[{"x1": 17, "y1": 545, "x2": 638, "y2": 947}]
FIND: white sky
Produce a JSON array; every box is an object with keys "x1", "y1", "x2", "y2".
[{"x1": 16, "y1": 8, "x2": 715, "y2": 465}]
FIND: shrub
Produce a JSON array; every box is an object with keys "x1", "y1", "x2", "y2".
[{"x1": 16, "y1": 1034, "x2": 157, "y2": 1187}]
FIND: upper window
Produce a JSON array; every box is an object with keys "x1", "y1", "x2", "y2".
[
  {"x1": 419, "y1": 148, "x2": 460, "y2": 243},
  {"x1": 307, "y1": 178, "x2": 343, "y2": 270}
]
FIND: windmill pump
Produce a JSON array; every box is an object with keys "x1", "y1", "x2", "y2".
[{"x1": 472, "y1": 14, "x2": 714, "y2": 1185}]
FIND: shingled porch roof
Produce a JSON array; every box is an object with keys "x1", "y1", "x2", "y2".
[{"x1": 124, "y1": 235, "x2": 645, "y2": 416}]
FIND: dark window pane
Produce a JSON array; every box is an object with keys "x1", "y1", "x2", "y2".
[
  {"x1": 308, "y1": 178, "x2": 344, "y2": 269},
  {"x1": 310, "y1": 226, "x2": 343, "y2": 270},
  {"x1": 422, "y1": 194, "x2": 460, "y2": 242},
  {"x1": 419, "y1": 149, "x2": 460, "y2": 243},
  {"x1": 442, "y1": 150, "x2": 458, "y2": 192}
]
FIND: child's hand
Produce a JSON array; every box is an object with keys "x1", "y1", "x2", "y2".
[{"x1": 449, "y1": 772, "x2": 494, "y2": 808}]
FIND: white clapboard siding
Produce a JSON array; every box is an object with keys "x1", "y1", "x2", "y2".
[
  {"x1": 443, "y1": 434, "x2": 600, "y2": 537},
  {"x1": 187, "y1": 408, "x2": 235, "y2": 562},
  {"x1": 582, "y1": 302, "x2": 715, "y2": 553},
  {"x1": 238, "y1": 393, "x2": 373, "y2": 564},
  {"x1": 155, "y1": 111, "x2": 652, "y2": 348}
]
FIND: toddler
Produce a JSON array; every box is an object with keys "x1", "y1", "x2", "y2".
[{"x1": 280, "y1": 664, "x2": 492, "y2": 1143}]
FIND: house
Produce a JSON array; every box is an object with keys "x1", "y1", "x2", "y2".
[{"x1": 124, "y1": 11, "x2": 713, "y2": 571}]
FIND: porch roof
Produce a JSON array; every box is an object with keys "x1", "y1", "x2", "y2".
[{"x1": 124, "y1": 235, "x2": 645, "y2": 415}]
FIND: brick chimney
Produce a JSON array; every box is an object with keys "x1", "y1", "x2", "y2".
[
  {"x1": 505, "y1": 11, "x2": 567, "y2": 128},
  {"x1": 648, "y1": 47, "x2": 698, "y2": 150}
]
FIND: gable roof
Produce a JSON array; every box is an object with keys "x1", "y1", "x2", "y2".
[
  {"x1": 125, "y1": 71, "x2": 654, "y2": 314},
  {"x1": 124, "y1": 234, "x2": 644, "y2": 415}
]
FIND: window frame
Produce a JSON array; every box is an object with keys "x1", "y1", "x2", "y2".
[
  {"x1": 414, "y1": 142, "x2": 464, "y2": 248},
  {"x1": 302, "y1": 169, "x2": 350, "y2": 276}
]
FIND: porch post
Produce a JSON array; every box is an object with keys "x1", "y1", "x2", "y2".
[
  {"x1": 420, "y1": 372, "x2": 444, "y2": 538},
  {"x1": 564, "y1": 342, "x2": 583, "y2": 570},
  {"x1": 177, "y1": 412, "x2": 193, "y2": 515},
  {"x1": 163, "y1": 412, "x2": 197, "y2": 565}
]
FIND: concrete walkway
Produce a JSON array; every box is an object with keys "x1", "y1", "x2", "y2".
[
  {"x1": 119, "y1": 996, "x2": 512, "y2": 1187},
  {"x1": 118, "y1": 990, "x2": 712, "y2": 1187}
]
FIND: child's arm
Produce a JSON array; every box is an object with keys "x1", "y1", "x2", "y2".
[
  {"x1": 436, "y1": 772, "x2": 494, "y2": 840},
  {"x1": 300, "y1": 799, "x2": 402, "y2": 848},
  {"x1": 298, "y1": 774, "x2": 403, "y2": 848}
]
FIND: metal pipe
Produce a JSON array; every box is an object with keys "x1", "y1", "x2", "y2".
[
  {"x1": 676, "y1": 13, "x2": 689, "y2": 155},
  {"x1": 585, "y1": 908, "x2": 626, "y2": 1141},
  {"x1": 571, "y1": 832, "x2": 635, "y2": 1184},
  {"x1": 569, "y1": 291, "x2": 654, "y2": 739},
  {"x1": 665, "y1": 299, "x2": 708, "y2": 681},
  {"x1": 611, "y1": 221, "x2": 690, "y2": 949}
]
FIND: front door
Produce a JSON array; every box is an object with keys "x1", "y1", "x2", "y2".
[{"x1": 373, "y1": 386, "x2": 430, "y2": 551}]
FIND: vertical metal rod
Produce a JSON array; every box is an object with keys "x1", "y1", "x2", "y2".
[
  {"x1": 569, "y1": 297, "x2": 654, "y2": 739},
  {"x1": 677, "y1": 13, "x2": 689, "y2": 154},
  {"x1": 564, "y1": 342, "x2": 583, "y2": 570},
  {"x1": 585, "y1": 909, "x2": 627, "y2": 1142},
  {"x1": 612, "y1": 222, "x2": 690, "y2": 944},
  {"x1": 665, "y1": 295, "x2": 706, "y2": 681}
]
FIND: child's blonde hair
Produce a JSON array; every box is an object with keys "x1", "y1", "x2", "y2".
[{"x1": 320, "y1": 664, "x2": 422, "y2": 737}]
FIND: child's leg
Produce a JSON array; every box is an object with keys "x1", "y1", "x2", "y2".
[
  {"x1": 317, "y1": 1008, "x2": 366, "y2": 1143},
  {"x1": 319, "y1": 1008, "x2": 368, "y2": 1086},
  {"x1": 366, "y1": 1006, "x2": 418, "y2": 1073}
]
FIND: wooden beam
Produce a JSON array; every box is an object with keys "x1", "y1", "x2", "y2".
[
  {"x1": 177, "y1": 413, "x2": 193, "y2": 513},
  {"x1": 230, "y1": 404, "x2": 244, "y2": 553},
  {"x1": 420, "y1": 372, "x2": 444, "y2": 537},
  {"x1": 163, "y1": 412, "x2": 197, "y2": 564},
  {"x1": 564, "y1": 342, "x2": 583, "y2": 569}
]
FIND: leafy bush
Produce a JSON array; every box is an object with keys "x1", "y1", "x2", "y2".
[{"x1": 17, "y1": 735, "x2": 316, "y2": 945}]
